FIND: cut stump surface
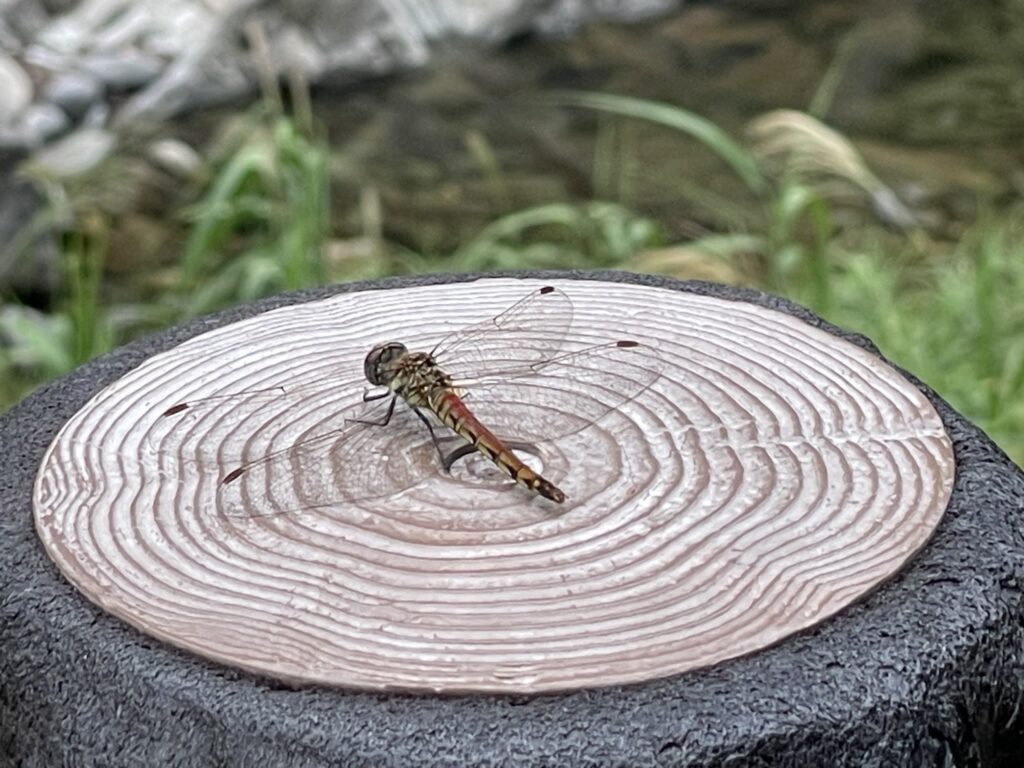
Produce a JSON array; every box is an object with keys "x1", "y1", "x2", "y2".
[{"x1": 3, "y1": 272, "x2": 1023, "y2": 767}]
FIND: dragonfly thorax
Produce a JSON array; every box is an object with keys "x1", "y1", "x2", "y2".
[{"x1": 364, "y1": 344, "x2": 452, "y2": 399}]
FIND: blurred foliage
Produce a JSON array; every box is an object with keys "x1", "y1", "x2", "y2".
[
  {"x1": 1, "y1": 89, "x2": 1022, "y2": 468},
  {"x1": 179, "y1": 114, "x2": 330, "y2": 317},
  {"x1": 820, "y1": 222, "x2": 1024, "y2": 463}
]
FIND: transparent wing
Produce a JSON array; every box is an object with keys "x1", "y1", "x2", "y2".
[
  {"x1": 212, "y1": 398, "x2": 461, "y2": 517},
  {"x1": 150, "y1": 285, "x2": 660, "y2": 517},
  {"x1": 146, "y1": 370, "x2": 362, "y2": 453},
  {"x1": 149, "y1": 283, "x2": 572, "y2": 462},
  {"x1": 199, "y1": 337, "x2": 659, "y2": 518},
  {"x1": 455, "y1": 337, "x2": 661, "y2": 445},
  {"x1": 430, "y1": 285, "x2": 660, "y2": 444},
  {"x1": 430, "y1": 285, "x2": 575, "y2": 383},
  {"x1": 153, "y1": 387, "x2": 467, "y2": 517},
  {"x1": 204, "y1": 346, "x2": 662, "y2": 519}
]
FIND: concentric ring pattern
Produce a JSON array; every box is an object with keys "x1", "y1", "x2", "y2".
[{"x1": 33, "y1": 279, "x2": 955, "y2": 693}]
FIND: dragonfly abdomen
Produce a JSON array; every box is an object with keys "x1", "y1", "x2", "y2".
[{"x1": 430, "y1": 389, "x2": 566, "y2": 503}]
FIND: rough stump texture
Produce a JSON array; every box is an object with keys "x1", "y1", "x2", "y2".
[
  {"x1": 32, "y1": 278, "x2": 953, "y2": 695},
  {"x1": 3, "y1": 272, "x2": 1024, "y2": 767}
]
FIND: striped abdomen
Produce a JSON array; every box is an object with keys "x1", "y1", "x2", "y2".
[{"x1": 429, "y1": 388, "x2": 566, "y2": 503}]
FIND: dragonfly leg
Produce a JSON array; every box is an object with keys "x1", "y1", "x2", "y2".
[
  {"x1": 348, "y1": 394, "x2": 397, "y2": 427},
  {"x1": 410, "y1": 407, "x2": 450, "y2": 467},
  {"x1": 442, "y1": 444, "x2": 475, "y2": 473},
  {"x1": 362, "y1": 388, "x2": 391, "y2": 402},
  {"x1": 441, "y1": 441, "x2": 537, "y2": 473}
]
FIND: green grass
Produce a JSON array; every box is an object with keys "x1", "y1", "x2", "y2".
[
  {"x1": 1, "y1": 94, "x2": 1021, "y2": 468},
  {"x1": 819, "y1": 224, "x2": 1024, "y2": 463},
  {"x1": 546, "y1": 91, "x2": 766, "y2": 195},
  {"x1": 178, "y1": 113, "x2": 330, "y2": 317},
  {"x1": 0, "y1": 219, "x2": 117, "y2": 403},
  {"x1": 431, "y1": 201, "x2": 662, "y2": 273}
]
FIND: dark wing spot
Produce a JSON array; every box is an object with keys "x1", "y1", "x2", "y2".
[
  {"x1": 162, "y1": 402, "x2": 189, "y2": 416},
  {"x1": 222, "y1": 467, "x2": 246, "y2": 484},
  {"x1": 616, "y1": 340, "x2": 639, "y2": 348},
  {"x1": 540, "y1": 286, "x2": 555, "y2": 294}
]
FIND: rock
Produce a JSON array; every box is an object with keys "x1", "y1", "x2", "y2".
[
  {"x1": 118, "y1": 0, "x2": 427, "y2": 121},
  {"x1": 1, "y1": 0, "x2": 51, "y2": 43},
  {"x1": 146, "y1": 138, "x2": 204, "y2": 180},
  {"x1": 19, "y1": 102, "x2": 70, "y2": 142},
  {"x1": 0, "y1": 51, "x2": 33, "y2": 126},
  {"x1": 81, "y1": 100, "x2": 110, "y2": 127},
  {"x1": 28, "y1": 126, "x2": 115, "y2": 178},
  {"x1": 535, "y1": 0, "x2": 681, "y2": 36},
  {"x1": 0, "y1": 133, "x2": 30, "y2": 165},
  {"x1": 41, "y1": 0, "x2": 79, "y2": 13},
  {"x1": 0, "y1": 17, "x2": 24, "y2": 54},
  {"x1": 117, "y1": 0, "x2": 688, "y2": 121},
  {"x1": 43, "y1": 70, "x2": 104, "y2": 119},
  {"x1": 80, "y1": 49, "x2": 164, "y2": 91},
  {"x1": 32, "y1": 0, "x2": 135, "y2": 55},
  {"x1": 10, "y1": 0, "x2": 691, "y2": 128},
  {"x1": 825, "y1": 9, "x2": 926, "y2": 131}
]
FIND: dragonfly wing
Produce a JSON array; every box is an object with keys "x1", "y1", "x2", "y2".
[
  {"x1": 457, "y1": 338, "x2": 661, "y2": 445},
  {"x1": 146, "y1": 375, "x2": 362, "y2": 459},
  {"x1": 153, "y1": 385, "x2": 451, "y2": 517},
  {"x1": 212, "y1": 398, "x2": 453, "y2": 517},
  {"x1": 432, "y1": 286, "x2": 575, "y2": 383},
  {"x1": 150, "y1": 286, "x2": 657, "y2": 514}
]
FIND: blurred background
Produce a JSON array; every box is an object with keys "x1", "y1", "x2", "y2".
[{"x1": 0, "y1": 0, "x2": 1021, "y2": 466}]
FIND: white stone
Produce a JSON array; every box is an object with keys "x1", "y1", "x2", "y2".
[{"x1": 0, "y1": 51, "x2": 32, "y2": 125}]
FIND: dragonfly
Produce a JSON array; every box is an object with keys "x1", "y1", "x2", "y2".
[{"x1": 155, "y1": 285, "x2": 659, "y2": 514}]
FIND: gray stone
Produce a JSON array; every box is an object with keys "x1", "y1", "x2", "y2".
[
  {"x1": 0, "y1": 17, "x2": 24, "y2": 54},
  {"x1": 28, "y1": 125, "x2": 114, "y2": 177},
  {"x1": 538, "y1": 0, "x2": 683, "y2": 37},
  {"x1": 41, "y1": 0, "x2": 80, "y2": 13},
  {"x1": 32, "y1": 0, "x2": 134, "y2": 55},
  {"x1": 0, "y1": 51, "x2": 33, "y2": 126},
  {"x1": 0, "y1": 0, "x2": 51, "y2": 43},
  {"x1": 80, "y1": 49, "x2": 164, "y2": 91},
  {"x1": 80, "y1": 99, "x2": 109, "y2": 127},
  {"x1": 0, "y1": 131, "x2": 30, "y2": 163},
  {"x1": 19, "y1": 101, "x2": 70, "y2": 142},
  {"x1": 116, "y1": 0, "x2": 687, "y2": 121},
  {"x1": 146, "y1": 137, "x2": 203, "y2": 179},
  {"x1": 43, "y1": 70, "x2": 104, "y2": 119},
  {"x1": 15, "y1": 0, "x2": 693, "y2": 129},
  {"x1": 118, "y1": 0, "x2": 427, "y2": 121}
]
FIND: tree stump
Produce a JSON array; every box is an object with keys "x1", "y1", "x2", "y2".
[{"x1": 3, "y1": 272, "x2": 1023, "y2": 767}]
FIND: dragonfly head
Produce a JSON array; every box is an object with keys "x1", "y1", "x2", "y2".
[{"x1": 364, "y1": 342, "x2": 408, "y2": 385}]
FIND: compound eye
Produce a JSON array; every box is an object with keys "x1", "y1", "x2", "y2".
[
  {"x1": 364, "y1": 346, "x2": 387, "y2": 385},
  {"x1": 364, "y1": 343, "x2": 406, "y2": 385}
]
